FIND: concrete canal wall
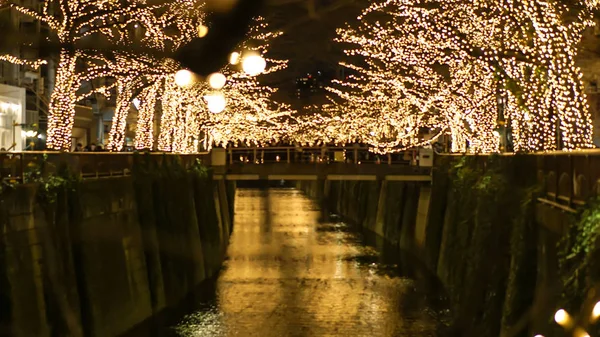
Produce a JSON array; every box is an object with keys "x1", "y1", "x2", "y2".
[
  {"x1": 0, "y1": 162, "x2": 234, "y2": 337},
  {"x1": 300, "y1": 154, "x2": 600, "y2": 337}
]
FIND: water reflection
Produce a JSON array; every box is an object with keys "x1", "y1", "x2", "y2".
[{"x1": 173, "y1": 189, "x2": 446, "y2": 336}]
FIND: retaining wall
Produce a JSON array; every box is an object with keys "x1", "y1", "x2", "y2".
[
  {"x1": 0, "y1": 166, "x2": 233, "y2": 337},
  {"x1": 299, "y1": 155, "x2": 599, "y2": 337}
]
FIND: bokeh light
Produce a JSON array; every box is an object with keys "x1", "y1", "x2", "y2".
[
  {"x1": 197, "y1": 24, "x2": 208, "y2": 38},
  {"x1": 208, "y1": 73, "x2": 227, "y2": 89},
  {"x1": 204, "y1": 93, "x2": 227, "y2": 113},
  {"x1": 174, "y1": 69, "x2": 195, "y2": 87},
  {"x1": 229, "y1": 52, "x2": 241, "y2": 65},
  {"x1": 242, "y1": 54, "x2": 266, "y2": 76}
]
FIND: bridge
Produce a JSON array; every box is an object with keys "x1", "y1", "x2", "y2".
[
  {"x1": 2, "y1": 148, "x2": 599, "y2": 204},
  {"x1": 0, "y1": 146, "x2": 433, "y2": 183},
  {"x1": 213, "y1": 147, "x2": 432, "y2": 181}
]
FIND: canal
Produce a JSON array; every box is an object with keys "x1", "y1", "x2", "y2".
[{"x1": 169, "y1": 188, "x2": 450, "y2": 336}]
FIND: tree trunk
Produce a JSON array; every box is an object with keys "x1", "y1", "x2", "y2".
[
  {"x1": 107, "y1": 77, "x2": 142, "y2": 151},
  {"x1": 47, "y1": 50, "x2": 78, "y2": 151}
]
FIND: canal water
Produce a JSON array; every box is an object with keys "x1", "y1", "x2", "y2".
[{"x1": 169, "y1": 188, "x2": 449, "y2": 337}]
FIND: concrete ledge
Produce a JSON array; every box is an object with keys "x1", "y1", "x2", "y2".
[
  {"x1": 327, "y1": 175, "x2": 378, "y2": 181},
  {"x1": 268, "y1": 175, "x2": 318, "y2": 180},
  {"x1": 225, "y1": 174, "x2": 260, "y2": 180},
  {"x1": 386, "y1": 175, "x2": 432, "y2": 182}
]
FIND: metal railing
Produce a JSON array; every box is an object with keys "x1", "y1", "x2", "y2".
[
  {"x1": 225, "y1": 146, "x2": 423, "y2": 166},
  {"x1": 0, "y1": 151, "x2": 210, "y2": 183},
  {"x1": 537, "y1": 150, "x2": 600, "y2": 209},
  {"x1": 438, "y1": 149, "x2": 600, "y2": 210}
]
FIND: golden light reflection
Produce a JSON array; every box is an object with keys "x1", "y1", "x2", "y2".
[{"x1": 177, "y1": 189, "x2": 439, "y2": 336}]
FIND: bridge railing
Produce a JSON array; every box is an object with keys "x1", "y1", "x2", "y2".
[
  {"x1": 439, "y1": 150, "x2": 600, "y2": 211},
  {"x1": 225, "y1": 146, "x2": 421, "y2": 165},
  {"x1": 536, "y1": 150, "x2": 600, "y2": 210},
  {"x1": 0, "y1": 152, "x2": 211, "y2": 183}
]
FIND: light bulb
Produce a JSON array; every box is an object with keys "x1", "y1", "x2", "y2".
[
  {"x1": 197, "y1": 24, "x2": 208, "y2": 38},
  {"x1": 554, "y1": 309, "x2": 569, "y2": 326},
  {"x1": 242, "y1": 54, "x2": 266, "y2": 76},
  {"x1": 229, "y1": 52, "x2": 241, "y2": 65},
  {"x1": 204, "y1": 93, "x2": 226, "y2": 113},
  {"x1": 208, "y1": 73, "x2": 227, "y2": 89},
  {"x1": 592, "y1": 301, "x2": 600, "y2": 319},
  {"x1": 174, "y1": 69, "x2": 194, "y2": 87}
]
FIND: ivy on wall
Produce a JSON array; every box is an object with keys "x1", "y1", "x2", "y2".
[
  {"x1": 558, "y1": 197, "x2": 600, "y2": 313},
  {"x1": 439, "y1": 155, "x2": 539, "y2": 337}
]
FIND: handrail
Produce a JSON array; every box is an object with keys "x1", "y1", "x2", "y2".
[
  {"x1": 437, "y1": 149, "x2": 600, "y2": 157},
  {"x1": 0, "y1": 152, "x2": 211, "y2": 183},
  {"x1": 0, "y1": 151, "x2": 210, "y2": 156}
]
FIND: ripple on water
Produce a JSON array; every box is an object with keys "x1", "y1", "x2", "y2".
[{"x1": 172, "y1": 189, "x2": 449, "y2": 337}]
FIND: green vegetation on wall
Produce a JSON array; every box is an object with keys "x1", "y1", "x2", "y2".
[
  {"x1": 436, "y1": 155, "x2": 538, "y2": 337},
  {"x1": 0, "y1": 153, "x2": 231, "y2": 337},
  {"x1": 558, "y1": 197, "x2": 600, "y2": 314}
]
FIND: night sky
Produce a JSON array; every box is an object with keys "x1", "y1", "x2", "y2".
[{"x1": 261, "y1": 0, "x2": 365, "y2": 102}]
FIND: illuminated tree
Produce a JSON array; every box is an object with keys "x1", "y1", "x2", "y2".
[
  {"x1": 205, "y1": 16, "x2": 294, "y2": 148},
  {"x1": 107, "y1": 0, "x2": 205, "y2": 151},
  {"x1": 8, "y1": 0, "x2": 203, "y2": 150},
  {"x1": 155, "y1": 74, "x2": 209, "y2": 153},
  {"x1": 133, "y1": 78, "x2": 163, "y2": 150},
  {"x1": 328, "y1": 0, "x2": 598, "y2": 153},
  {"x1": 151, "y1": 16, "x2": 295, "y2": 153}
]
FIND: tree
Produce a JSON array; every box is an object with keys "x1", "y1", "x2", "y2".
[
  {"x1": 8, "y1": 0, "x2": 203, "y2": 150},
  {"x1": 205, "y1": 16, "x2": 294, "y2": 148},
  {"x1": 326, "y1": 0, "x2": 598, "y2": 153},
  {"x1": 151, "y1": 16, "x2": 295, "y2": 153},
  {"x1": 106, "y1": 0, "x2": 205, "y2": 151}
]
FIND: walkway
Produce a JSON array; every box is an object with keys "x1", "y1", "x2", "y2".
[{"x1": 172, "y1": 189, "x2": 446, "y2": 337}]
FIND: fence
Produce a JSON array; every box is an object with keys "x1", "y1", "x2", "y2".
[
  {"x1": 0, "y1": 152, "x2": 211, "y2": 183},
  {"x1": 225, "y1": 146, "x2": 425, "y2": 165}
]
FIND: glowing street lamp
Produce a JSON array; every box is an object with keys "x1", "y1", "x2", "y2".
[
  {"x1": 197, "y1": 24, "x2": 208, "y2": 38},
  {"x1": 242, "y1": 54, "x2": 266, "y2": 76},
  {"x1": 555, "y1": 309, "x2": 570, "y2": 326},
  {"x1": 229, "y1": 52, "x2": 241, "y2": 65},
  {"x1": 174, "y1": 69, "x2": 195, "y2": 87},
  {"x1": 208, "y1": 73, "x2": 227, "y2": 89},
  {"x1": 204, "y1": 93, "x2": 226, "y2": 113}
]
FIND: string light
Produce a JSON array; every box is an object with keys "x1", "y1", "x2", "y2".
[
  {"x1": 242, "y1": 53, "x2": 267, "y2": 76},
  {"x1": 208, "y1": 73, "x2": 227, "y2": 89},
  {"x1": 8, "y1": 0, "x2": 205, "y2": 150},
  {"x1": 313, "y1": 0, "x2": 598, "y2": 153},
  {"x1": 0, "y1": 55, "x2": 46, "y2": 68},
  {"x1": 134, "y1": 79, "x2": 163, "y2": 150}
]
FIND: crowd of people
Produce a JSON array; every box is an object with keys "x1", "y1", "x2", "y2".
[{"x1": 73, "y1": 143, "x2": 105, "y2": 152}]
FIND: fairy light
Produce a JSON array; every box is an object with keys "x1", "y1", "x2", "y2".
[
  {"x1": 242, "y1": 53, "x2": 267, "y2": 76},
  {"x1": 8, "y1": 0, "x2": 205, "y2": 150},
  {"x1": 315, "y1": 0, "x2": 598, "y2": 153},
  {"x1": 0, "y1": 55, "x2": 47, "y2": 68},
  {"x1": 107, "y1": 77, "x2": 143, "y2": 151},
  {"x1": 154, "y1": 16, "x2": 294, "y2": 152},
  {"x1": 134, "y1": 79, "x2": 163, "y2": 150},
  {"x1": 208, "y1": 73, "x2": 227, "y2": 89}
]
